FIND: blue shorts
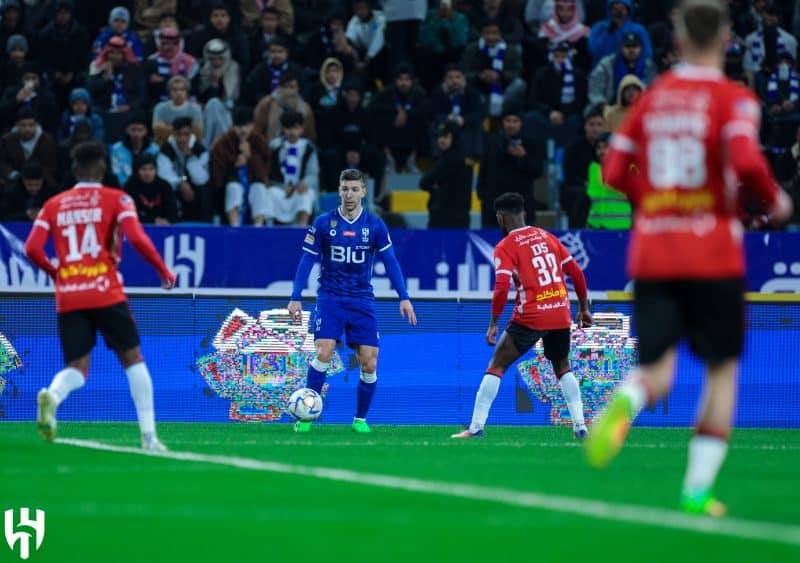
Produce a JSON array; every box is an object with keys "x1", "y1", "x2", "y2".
[{"x1": 311, "y1": 298, "x2": 379, "y2": 347}]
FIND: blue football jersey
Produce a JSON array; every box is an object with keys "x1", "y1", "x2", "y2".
[{"x1": 301, "y1": 208, "x2": 392, "y2": 299}]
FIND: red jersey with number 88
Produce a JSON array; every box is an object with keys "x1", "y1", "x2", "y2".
[
  {"x1": 493, "y1": 226, "x2": 576, "y2": 330},
  {"x1": 604, "y1": 65, "x2": 779, "y2": 280},
  {"x1": 33, "y1": 183, "x2": 138, "y2": 312}
]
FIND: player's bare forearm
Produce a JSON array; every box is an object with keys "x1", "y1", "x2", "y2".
[
  {"x1": 288, "y1": 300, "x2": 303, "y2": 324},
  {"x1": 399, "y1": 299, "x2": 417, "y2": 326}
]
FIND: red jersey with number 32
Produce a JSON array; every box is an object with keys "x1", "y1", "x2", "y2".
[
  {"x1": 34, "y1": 183, "x2": 137, "y2": 312},
  {"x1": 494, "y1": 226, "x2": 574, "y2": 330},
  {"x1": 604, "y1": 65, "x2": 779, "y2": 279}
]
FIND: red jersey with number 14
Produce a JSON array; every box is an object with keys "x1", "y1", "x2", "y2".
[
  {"x1": 604, "y1": 65, "x2": 779, "y2": 280},
  {"x1": 33, "y1": 183, "x2": 138, "y2": 312},
  {"x1": 493, "y1": 226, "x2": 577, "y2": 330}
]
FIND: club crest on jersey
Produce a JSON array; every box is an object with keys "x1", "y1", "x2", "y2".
[
  {"x1": 361, "y1": 227, "x2": 370, "y2": 242},
  {"x1": 330, "y1": 220, "x2": 337, "y2": 228}
]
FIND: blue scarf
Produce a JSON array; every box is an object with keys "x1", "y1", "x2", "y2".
[
  {"x1": 449, "y1": 94, "x2": 462, "y2": 115},
  {"x1": 269, "y1": 62, "x2": 287, "y2": 93},
  {"x1": 749, "y1": 28, "x2": 788, "y2": 68},
  {"x1": 479, "y1": 38, "x2": 506, "y2": 116},
  {"x1": 111, "y1": 69, "x2": 128, "y2": 109},
  {"x1": 281, "y1": 139, "x2": 308, "y2": 185},
  {"x1": 767, "y1": 67, "x2": 800, "y2": 103},
  {"x1": 614, "y1": 53, "x2": 646, "y2": 95},
  {"x1": 549, "y1": 49, "x2": 575, "y2": 105}
]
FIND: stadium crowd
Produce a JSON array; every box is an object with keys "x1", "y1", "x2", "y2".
[{"x1": 1, "y1": 0, "x2": 799, "y2": 229}]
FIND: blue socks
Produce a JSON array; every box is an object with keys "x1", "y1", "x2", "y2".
[
  {"x1": 356, "y1": 371, "x2": 377, "y2": 419},
  {"x1": 306, "y1": 357, "x2": 329, "y2": 394}
]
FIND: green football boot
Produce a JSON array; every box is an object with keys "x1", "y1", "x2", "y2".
[
  {"x1": 585, "y1": 394, "x2": 633, "y2": 468},
  {"x1": 352, "y1": 418, "x2": 372, "y2": 433}
]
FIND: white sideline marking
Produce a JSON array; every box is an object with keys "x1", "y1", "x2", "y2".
[{"x1": 56, "y1": 438, "x2": 800, "y2": 546}]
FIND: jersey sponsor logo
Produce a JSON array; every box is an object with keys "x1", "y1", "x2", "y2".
[
  {"x1": 304, "y1": 234, "x2": 315, "y2": 244},
  {"x1": 637, "y1": 213, "x2": 718, "y2": 236},
  {"x1": 536, "y1": 301, "x2": 567, "y2": 312},
  {"x1": 331, "y1": 245, "x2": 366, "y2": 264},
  {"x1": 58, "y1": 261, "x2": 109, "y2": 280},
  {"x1": 535, "y1": 287, "x2": 567, "y2": 302},
  {"x1": 343, "y1": 230, "x2": 356, "y2": 237},
  {"x1": 361, "y1": 227, "x2": 370, "y2": 242},
  {"x1": 58, "y1": 274, "x2": 110, "y2": 294},
  {"x1": 641, "y1": 189, "x2": 714, "y2": 214},
  {"x1": 56, "y1": 208, "x2": 102, "y2": 226}
]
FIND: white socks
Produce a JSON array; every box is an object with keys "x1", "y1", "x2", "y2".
[
  {"x1": 683, "y1": 435, "x2": 728, "y2": 496},
  {"x1": 559, "y1": 372, "x2": 585, "y2": 429},
  {"x1": 125, "y1": 362, "x2": 156, "y2": 435},
  {"x1": 619, "y1": 374, "x2": 648, "y2": 417},
  {"x1": 469, "y1": 374, "x2": 501, "y2": 433},
  {"x1": 48, "y1": 367, "x2": 86, "y2": 405}
]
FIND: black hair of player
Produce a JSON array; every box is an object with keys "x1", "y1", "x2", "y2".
[
  {"x1": 280, "y1": 110, "x2": 304, "y2": 129},
  {"x1": 71, "y1": 140, "x2": 107, "y2": 182},
  {"x1": 339, "y1": 168, "x2": 366, "y2": 188},
  {"x1": 494, "y1": 192, "x2": 525, "y2": 214}
]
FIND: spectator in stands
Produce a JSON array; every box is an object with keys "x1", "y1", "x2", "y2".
[
  {"x1": 429, "y1": 64, "x2": 486, "y2": 159},
  {"x1": 346, "y1": 0, "x2": 388, "y2": 84},
  {"x1": 470, "y1": 0, "x2": 524, "y2": 45},
  {"x1": 91, "y1": 6, "x2": 145, "y2": 62},
  {"x1": 196, "y1": 38, "x2": 241, "y2": 147},
  {"x1": 243, "y1": 36, "x2": 306, "y2": 105},
  {"x1": 560, "y1": 105, "x2": 605, "y2": 228},
  {"x1": 143, "y1": 12, "x2": 180, "y2": 57},
  {"x1": 0, "y1": 64, "x2": 60, "y2": 134},
  {"x1": 383, "y1": 0, "x2": 427, "y2": 69},
  {"x1": 309, "y1": 57, "x2": 343, "y2": 115},
  {"x1": 303, "y1": 11, "x2": 358, "y2": 74},
  {"x1": 525, "y1": 0, "x2": 586, "y2": 32},
  {"x1": 87, "y1": 35, "x2": 146, "y2": 141},
  {"x1": 189, "y1": 2, "x2": 249, "y2": 70},
  {"x1": 152, "y1": 75, "x2": 203, "y2": 145},
  {"x1": 476, "y1": 108, "x2": 543, "y2": 227},
  {"x1": 647, "y1": 2, "x2": 676, "y2": 70},
  {"x1": 461, "y1": 19, "x2": 526, "y2": 117},
  {"x1": 58, "y1": 119, "x2": 120, "y2": 189},
  {"x1": 0, "y1": 1, "x2": 24, "y2": 61},
  {"x1": 134, "y1": 0, "x2": 178, "y2": 36},
  {"x1": 248, "y1": 6, "x2": 295, "y2": 69},
  {"x1": 758, "y1": 50, "x2": 800, "y2": 148},
  {"x1": 210, "y1": 106, "x2": 272, "y2": 226},
  {"x1": 58, "y1": 88, "x2": 105, "y2": 142},
  {"x1": 2, "y1": 160, "x2": 57, "y2": 222},
  {"x1": 318, "y1": 78, "x2": 385, "y2": 194},
  {"x1": 420, "y1": 121, "x2": 473, "y2": 229},
  {"x1": 586, "y1": 131, "x2": 629, "y2": 229},
  {"x1": 157, "y1": 116, "x2": 211, "y2": 222},
  {"x1": 588, "y1": 31, "x2": 656, "y2": 109},
  {"x1": 0, "y1": 33, "x2": 27, "y2": 88},
  {"x1": 144, "y1": 26, "x2": 198, "y2": 105},
  {"x1": 537, "y1": 0, "x2": 591, "y2": 71},
  {"x1": 126, "y1": 152, "x2": 179, "y2": 224},
  {"x1": 588, "y1": 0, "x2": 652, "y2": 66},
  {"x1": 417, "y1": 0, "x2": 470, "y2": 90},
  {"x1": 776, "y1": 124, "x2": 800, "y2": 181},
  {"x1": 603, "y1": 73, "x2": 642, "y2": 132},
  {"x1": 266, "y1": 110, "x2": 318, "y2": 226},
  {"x1": 525, "y1": 41, "x2": 587, "y2": 147},
  {"x1": 744, "y1": 2, "x2": 798, "y2": 87},
  {"x1": 0, "y1": 108, "x2": 59, "y2": 192},
  {"x1": 240, "y1": 0, "x2": 294, "y2": 34},
  {"x1": 110, "y1": 112, "x2": 160, "y2": 186},
  {"x1": 368, "y1": 63, "x2": 428, "y2": 173},
  {"x1": 782, "y1": 155, "x2": 800, "y2": 229},
  {"x1": 254, "y1": 72, "x2": 316, "y2": 142},
  {"x1": 36, "y1": 1, "x2": 90, "y2": 108}
]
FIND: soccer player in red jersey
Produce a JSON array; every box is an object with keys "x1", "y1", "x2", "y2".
[
  {"x1": 24, "y1": 141, "x2": 177, "y2": 451},
  {"x1": 452, "y1": 192, "x2": 593, "y2": 439},
  {"x1": 586, "y1": 0, "x2": 793, "y2": 516}
]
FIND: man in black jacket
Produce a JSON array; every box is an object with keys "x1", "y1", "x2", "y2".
[
  {"x1": 420, "y1": 122, "x2": 473, "y2": 229},
  {"x1": 2, "y1": 160, "x2": 57, "y2": 222},
  {"x1": 243, "y1": 36, "x2": 307, "y2": 106},
  {"x1": 0, "y1": 63, "x2": 60, "y2": 133},
  {"x1": 428, "y1": 64, "x2": 486, "y2": 159},
  {"x1": 476, "y1": 108, "x2": 543, "y2": 227},
  {"x1": 560, "y1": 106, "x2": 607, "y2": 228}
]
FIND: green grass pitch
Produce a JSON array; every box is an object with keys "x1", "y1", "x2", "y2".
[{"x1": 2, "y1": 423, "x2": 799, "y2": 562}]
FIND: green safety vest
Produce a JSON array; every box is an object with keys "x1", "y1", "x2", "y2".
[{"x1": 586, "y1": 162, "x2": 632, "y2": 229}]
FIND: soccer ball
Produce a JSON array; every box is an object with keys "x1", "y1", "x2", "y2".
[{"x1": 287, "y1": 388, "x2": 323, "y2": 421}]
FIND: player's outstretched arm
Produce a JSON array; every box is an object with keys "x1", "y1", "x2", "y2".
[
  {"x1": 379, "y1": 245, "x2": 416, "y2": 325},
  {"x1": 488, "y1": 273, "x2": 511, "y2": 345},
  {"x1": 289, "y1": 251, "x2": 316, "y2": 324},
  {"x1": 119, "y1": 217, "x2": 176, "y2": 289},
  {"x1": 24, "y1": 220, "x2": 57, "y2": 279},
  {"x1": 563, "y1": 259, "x2": 592, "y2": 328}
]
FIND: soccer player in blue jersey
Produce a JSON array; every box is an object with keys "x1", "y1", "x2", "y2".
[{"x1": 288, "y1": 169, "x2": 417, "y2": 433}]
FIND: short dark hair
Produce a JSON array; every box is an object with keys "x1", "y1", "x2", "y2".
[
  {"x1": 443, "y1": 63, "x2": 465, "y2": 76},
  {"x1": 16, "y1": 107, "x2": 37, "y2": 123},
  {"x1": 172, "y1": 116, "x2": 193, "y2": 131},
  {"x1": 261, "y1": 5, "x2": 279, "y2": 16},
  {"x1": 339, "y1": 168, "x2": 366, "y2": 187},
  {"x1": 269, "y1": 35, "x2": 291, "y2": 51},
  {"x1": 71, "y1": 140, "x2": 106, "y2": 178},
  {"x1": 678, "y1": 0, "x2": 730, "y2": 50},
  {"x1": 278, "y1": 71, "x2": 299, "y2": 86},
  {"x1": 584, "y1": 104, "x2": 605, "y2": 122},
  {"x1": 22, "y1": 160, "x2": 43, "y2": 180},
  {"x1": 134, "y1": 152, "x2": 157, "y2": 169},
  {"x1": 480, "y1": 18, "x2": 501, "y2": 31},
  {"x1": 233, "y1": 106, "x2": 254, "y2": 126},
  {"x1": 493, "y1": 192, "x2": 525, "y2": 214},
  {"x1": 280, "y1": 110, "x2": 304, "y2": 129}
]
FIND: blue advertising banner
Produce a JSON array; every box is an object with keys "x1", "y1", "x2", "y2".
[{"x1": 1, "y1": 223, "x2": 800, "y2": 294}]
